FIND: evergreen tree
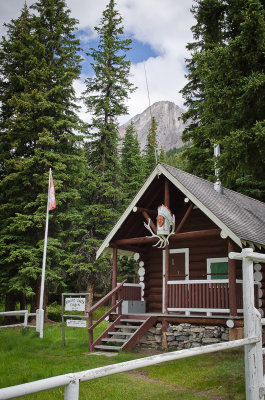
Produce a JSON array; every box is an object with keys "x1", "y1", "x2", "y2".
[
  {"x1": 181, "y1": 0, "x2": 265, "y2": 198},
  {"x1": 0, "y1": 0, "x2": 84, "y2": 311},
  {"x1": 143, "y1": 117, "x2": 158, "y2": 177},
  {"x1": 158, "y1": 147, "x2": 166, "y2": 164},
  {"x1": 79, "y1": 0, "x2": 135, "y2": 295},
  {"x1": 121, "y1": 123, "x2": 144, "y2": 206}
]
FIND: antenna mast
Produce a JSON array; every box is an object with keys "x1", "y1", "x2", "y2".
[{"x1": 144, "y1": 63, "x2": 158, "y2": 164}]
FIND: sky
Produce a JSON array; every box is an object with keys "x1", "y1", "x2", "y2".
[{"x1": 0, "y1": 0, "x2": 196, "y2": 125}]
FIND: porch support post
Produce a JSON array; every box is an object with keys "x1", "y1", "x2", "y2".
[
  {"x1": 162, "y1": 319, "x2": 168, "y2": 349},
  {"x1": 228, "y1": 239, "x2": 237, "y2": 316},
  {"x1": 164, "y1": 178, "x2": 170, "y2": 207},
  {"x1": 112, "y1": 247, "x2": 118, "y2": 307},
  {"x1": 164, "y1": 245, "x2": 169, "y2": 313}
]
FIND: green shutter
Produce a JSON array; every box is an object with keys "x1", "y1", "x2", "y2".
[{"x1": 211, "y1": 262, "x2": 228, "y2": 279}]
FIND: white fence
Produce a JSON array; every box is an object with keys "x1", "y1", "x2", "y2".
[
  {"x1": 0, "y1": 310, "x2": 36, "y2": 329},
  {"x1": 0, "y1": 248, "x2": 264, "y2": 400}
]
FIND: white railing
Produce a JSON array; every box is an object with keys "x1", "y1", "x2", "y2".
[
  {"x1": 0, "y1": 336, "x2": 258, "y2": 400},
  {"x1": 0, "y1": 311, "x2": 36, "y2": 329}
]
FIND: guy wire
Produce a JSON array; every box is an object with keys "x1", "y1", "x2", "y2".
[{"x1": 144, "y1": 63, "x2": 158, "y2": 164}]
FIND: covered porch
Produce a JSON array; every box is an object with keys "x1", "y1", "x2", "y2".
[{"x1": 120, "y1": 279, "x2": 258, "y2": 318}]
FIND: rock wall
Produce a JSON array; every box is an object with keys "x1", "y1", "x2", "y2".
[
  {"x1": 118, "y1": 101, "x2": 187, "y2": 152},
  {"x1": 136, "y1": 323, "x2": 229, "y2": 350}
]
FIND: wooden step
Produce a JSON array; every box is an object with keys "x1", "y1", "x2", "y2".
[
  {"x1": 102, "y1": 338, "x2": 127, "y2": 343},
  {"x1": 114, "y1": 325, "x2": 139, "y2": 330},
  {"x1": 108, "y1": 331, "x2": 133, "y2": 336},
  {"x1": 120, "y1": 319, "x2": 145, "y2": 323},
  {"x1": 94, "y1": 345, "x2": 121, "y2": 351}
]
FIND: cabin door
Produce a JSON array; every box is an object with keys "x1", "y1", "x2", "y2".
[{"x1": 162, "y1": 248, "x2": 189, "y2": 313}]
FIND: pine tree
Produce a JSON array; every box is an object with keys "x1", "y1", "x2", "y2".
[
  {"x1": 143, "y1": 117, "x2": 158, "y2": 178},
  {"x1": 77, "y1": 0, "x2": 135, "y2": 295},
  {"x1": 83, "y1": 0, "x2": 135, "y2": 180},
  {"x1": 181, "y1": 0, "x2": 265, "y2": 198},
  {"x1": 121, "y1": 123, "x2": 144, "y2": 206},
  {"x1": 0, "y1": 0, "x2": 84, "y2": 311}
]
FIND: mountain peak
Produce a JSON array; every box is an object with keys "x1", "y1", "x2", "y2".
[{"x1": 119, "y1": 101, "x2": 187, "y2": 152}]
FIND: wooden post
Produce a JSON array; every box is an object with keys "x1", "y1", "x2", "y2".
[
  {"x1": 163, "y1": 178, "x2": 170, "y2": 315},
  {"x1": 161, "y1": 319, "x2": 168, "y2": 349},
  {"x1": 164, "y1": 245, "x2": 169, "y2": 313},
  {"x1": 112, "y1": 247, "x2": 118, "y2": 307},
  {"x1": 241, "y1": 248, "x2": 263, "y2": 400},
  {"x1": 88, "y1": 313, "x2": 93, "y2": 351},
  {"x1": 118, "y1": 290, "x2": 122, "y2": 317},
  {"x1": 164, "y1": 178, "x2": 170, "y2": 207},
  {"x1": 64, "y1": 379, "x2": 79, "y2": 400},
  {"x1": 62, "y1": 294, "x2": 65, "y2": 347},
  {"x1": 228, "y1": 239, "x2": 237, "y2": 316}
]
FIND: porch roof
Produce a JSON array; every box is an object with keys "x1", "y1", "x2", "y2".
[{"x1": 96, "y1": 163, "x2": 265, "y2": 258}]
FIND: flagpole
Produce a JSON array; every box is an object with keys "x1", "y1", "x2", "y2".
[{"x1": 38, "y1": 168, "x2": 52, "y2": 339}]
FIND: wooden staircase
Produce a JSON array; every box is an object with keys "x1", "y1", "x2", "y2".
[
  {"x1": 93, "y1": 316, "x2": 156, "y2": 352},
  {"x1": 87, "y1": 281, "x2": 157, "y2": 352}
]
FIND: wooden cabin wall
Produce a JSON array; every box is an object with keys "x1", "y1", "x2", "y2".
[
  {"x1": 143, "y1": 248, "x2": 163, "y2": 313},
  {"x1": 172, "y1": 237, "x2": 228, "y2": 280},
  {"x1": 142, "y1": 236, "x2": 243, "y2": 313}
]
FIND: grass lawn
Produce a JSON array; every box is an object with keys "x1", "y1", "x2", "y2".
[{"x1": 0, "y1": 323, "x2": 246, "y2": 400}]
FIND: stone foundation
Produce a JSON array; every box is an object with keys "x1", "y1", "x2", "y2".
[{"x1": 136, "y1": 322, "x2": 229, "y2": 350}]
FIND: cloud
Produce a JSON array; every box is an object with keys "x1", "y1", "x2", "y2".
[
  {"x1": 0, "y1": 0, "x2": 196, "y2": 125},
  {"x1": 67, "y1": 0, "x2": 196, "y2": 123}
]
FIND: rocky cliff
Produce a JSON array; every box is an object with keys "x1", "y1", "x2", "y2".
[{"x1": 119, "y1": 101, "x2": 187, "y2": 152}]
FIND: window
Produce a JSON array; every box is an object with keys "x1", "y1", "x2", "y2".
[{"x1": 207, "y1": 258, "x2": 228, "y2": 280}]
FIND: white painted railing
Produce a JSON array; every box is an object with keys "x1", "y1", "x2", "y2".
[
  {"x1": 0, "y1": 311, "x2": 36, "y2": 329},
  {"x1": 0, "y1": 336, "x2": 259, "y2": 400}
]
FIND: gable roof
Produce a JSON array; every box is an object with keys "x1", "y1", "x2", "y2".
[{"x1": 96, "y1": 163, "x2": 265, "y2": 258}]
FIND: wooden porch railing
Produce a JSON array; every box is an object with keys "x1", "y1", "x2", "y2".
[
  {"x1": 167, "y1": 279, "x2": 259, "y2": 313},
  {"x1": 123, "y1": 283, "x2": 142, "y2": 301},
  {"x1": 87, "y1": 280, "x2": 127, "y2": 351}
]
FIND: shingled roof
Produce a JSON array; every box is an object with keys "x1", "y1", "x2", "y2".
[
  {"x1": 161, "y1": 163, "x2": 265, "y2": 247},
  {"x1": 97, "y1": 163, "x2": 265, "y2": 258}
]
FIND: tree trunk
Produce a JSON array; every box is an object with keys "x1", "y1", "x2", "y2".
[
  {"x1": 86, "y1": 282, "x2": 94, "y2": 309},
  {"x1": 3, "y1": 293, "x2": 17, "y2": 325}
]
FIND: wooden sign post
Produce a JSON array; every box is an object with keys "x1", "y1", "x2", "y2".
[{"x1": 62, "y1": 293, "x2": 91, "y2": 347}]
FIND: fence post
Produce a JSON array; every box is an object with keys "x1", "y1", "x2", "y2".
[
  {"x1": 242, "y1": 248, "x2": 263, "y2": 400},
  {"x1": 64, "y1": 378, "x2": 79, "y2": 400},
  {"x1": 23, "y1": 310, "x2": 28, "y2": 327}
]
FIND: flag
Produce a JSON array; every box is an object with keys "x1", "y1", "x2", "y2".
[{"x1": 48, "y1": 173, "x2": 56, "y2": 211}]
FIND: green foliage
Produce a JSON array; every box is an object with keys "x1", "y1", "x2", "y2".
[
  {"x1": 47, "y1": 302, "x2": 62, "y2": 322},
  {"x1": 118, "y1": 257, "x2": 138, "y2": 283},
  {"x1": 121, "y1": 123, "x2": 145, "y2": 206},
  {"x1": 76, "y1": 0, "x2": 136, "y2": 291},
  {"x1": 181, "y1": 0, "x2": 265, "y2": 198},
  {"x1": 0, "y1": 0, "x2": 85, "y2": 305},
  {"x1": 143, "y1": 117, "x2": 158, "y2": 177}
]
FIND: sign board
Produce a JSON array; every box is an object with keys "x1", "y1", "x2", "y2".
[
  {"x1": 66, "y1": 319, "x2": 87, "y2": 328},
  {"x1": 65, "y1": 297, "x2": 85, "y2": 311}
]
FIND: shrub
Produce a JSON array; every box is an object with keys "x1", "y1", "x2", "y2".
[{"x1": 46, "y1": 302, "x2": 62, "y2": 322}]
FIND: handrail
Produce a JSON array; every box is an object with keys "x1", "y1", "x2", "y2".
[
  {"x1": 86, "y1": 279, "x2": 127, "y2": 351},
  {"x1": 87, "y1": 279, "x2": 127, "y2": 316},
  {"x1": 88, "y1": 300, "x2": 122, "y2": 332}
]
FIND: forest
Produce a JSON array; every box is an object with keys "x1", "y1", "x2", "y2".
[{"x1": 0, "y1": 0, "x2": 264, "y2": 314}]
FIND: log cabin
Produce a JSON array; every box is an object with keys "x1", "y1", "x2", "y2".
[{"x1": 88, "y1": 163, "x2": 265, "y2": 351}]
